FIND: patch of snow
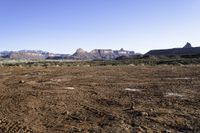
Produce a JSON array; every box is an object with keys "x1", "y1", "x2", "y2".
[
  {"x1": 174, "y1": 77, "x2": 192, "y2": 80},
  {"x1": 64, "y1": 87, "x2": 75, "y2": 90},
  {"x1": 165, "y1": 93, "x2": 184, "y2": 97},
  {"x1": 50, "y1": 79, "x2": 62, "y2": 82},
  {"x1": 166, "y1": 77, "x2": 193, "y2": 80},
  {"x1": 125, "y1": 88, "x2": 141, "y2": 92}
]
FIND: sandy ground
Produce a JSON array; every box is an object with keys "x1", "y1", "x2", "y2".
[{"x1": 0, "y1": 65, "x2": 199, "y2": 133}]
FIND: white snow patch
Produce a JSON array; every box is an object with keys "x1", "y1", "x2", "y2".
[
  {"x1": 165, "y1": 93, "x2": 184, "y2": 97},
  {"x1": 64, "y1": 87, "x2": 75, "y2": 90},
  {"x1": 166, "y1": 77, "x2": 193, "y2": 80},
  {"x1": 125, "y1": 88, "x2": 141, "y2": 92},
  {"x1": 50, "y1": 78, "x2": 62, "y2": 82},
  {"x1": 174, "y1": 77, "x2": 191, "y2": 80}
]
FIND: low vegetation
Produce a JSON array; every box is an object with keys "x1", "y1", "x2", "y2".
[{"x1": 1, "y1": 56, "x2": 200, "y2": 67}]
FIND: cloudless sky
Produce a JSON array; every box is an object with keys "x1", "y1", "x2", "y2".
[{"x1": 0, "y1": 0, "x2": 200, "y2": 54}]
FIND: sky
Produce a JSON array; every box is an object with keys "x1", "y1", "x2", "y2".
[{"x1": 0, "y1": 0, "x2": 200, "y2": 54}]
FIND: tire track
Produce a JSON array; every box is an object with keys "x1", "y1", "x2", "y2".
[{"x1": 0, "y1": 118, "x2": 34, "y2": 133}]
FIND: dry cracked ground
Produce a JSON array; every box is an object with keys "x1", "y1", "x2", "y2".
[{"x1": 0, "y1": 65, "x2": 200, "y2": 133}]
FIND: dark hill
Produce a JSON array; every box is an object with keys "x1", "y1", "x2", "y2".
[{"x1": 145, "y1": 43, "x2": 200, "y2": 57}]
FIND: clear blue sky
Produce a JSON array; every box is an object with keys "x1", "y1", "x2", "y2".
[{"x1": 0, "y1": 0, "x2": 200, "y2": 54}]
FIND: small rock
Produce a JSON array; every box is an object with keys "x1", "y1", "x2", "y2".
[
  {"x1": 83, "y1": 65, "x2": 90, "y2": 67},
  {"x1": 136, "y1": 126, "x2": 145, "y2": 132},
  {"x1": 19, "y1": 80, "x2": 25, "y2": 83},
  {"x1": 162, "y1": 130, "x2": 171, "y2": 133},
  {"x1": 140, "y1": 111, "x2": 148, "y2": 116},
  {"x1": 140, "y1": 63, "x2": 145, "y2": 66},
  {"x1": 128, "y1": 64, "x2": 135, "y2": 66},
  {"x1": 131, "y1": 106, "x2": 135, "y2": 110}
]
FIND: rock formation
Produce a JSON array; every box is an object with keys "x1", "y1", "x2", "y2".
[
  {"x1": 71, "y1": 48, "x2": 135, "y2": 60},
  {"x1": 183, "y1": 42, "x2": 192, "y2": 48}
]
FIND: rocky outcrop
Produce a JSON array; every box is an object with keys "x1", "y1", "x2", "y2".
[
  {"x1": 9, "y1": 51, "x2": 48, "y2": 60},
  {"x1": 90, "y1": 49, "x2": 115, "y2": 59},
  {"x1": 71, "y1": 48, "x2": 135, "y2": 60},
  {"x1": 72, "y1": 48, "x2": 91, "y2": 60},
  {"x1": 183, "y1": 42, "x2": 192, "y2": 48},
  {"x1": 0, "y1": 50, "x2": 52, "y2": 60}
]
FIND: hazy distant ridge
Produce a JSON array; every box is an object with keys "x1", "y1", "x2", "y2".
[{"x1": 0, "y1": 48, "x2": 136, "y2": 60}]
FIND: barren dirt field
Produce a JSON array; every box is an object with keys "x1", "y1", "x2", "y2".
[{"x1": 0, "y1": 65, "x2": 200, "y2": 133}]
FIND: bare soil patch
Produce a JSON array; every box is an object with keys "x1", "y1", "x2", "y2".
[{"x1": 0, "y1": 65, "x2": 199, "y2": 132}]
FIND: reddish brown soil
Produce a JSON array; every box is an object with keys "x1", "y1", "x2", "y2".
[{"x1": 0, "y1": 65, "x2": 199, "y2": 133}]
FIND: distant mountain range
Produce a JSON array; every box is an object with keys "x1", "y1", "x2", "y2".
[
  {"x1": 0, "y1": 48, "x2": 137, "y2": 60},
  {"x1": 1, "y1": 43, "x2": 200, "y2": 60}
]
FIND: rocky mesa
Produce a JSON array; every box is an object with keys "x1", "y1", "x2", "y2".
[{"x1": 71, "y1": 48, "x2": 135, "y2": 60}]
